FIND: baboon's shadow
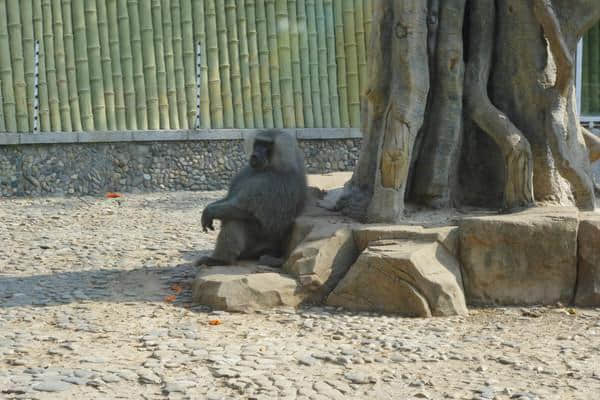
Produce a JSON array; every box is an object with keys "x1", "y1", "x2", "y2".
[{"x1": 0, "y1": 260, "x2": 204, "y2": 310}]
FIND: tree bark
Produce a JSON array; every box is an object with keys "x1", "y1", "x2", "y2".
[
  {"x1": 464, "y1": 0, "x2": 534, "y2": 210},
  {"x1": 337, "y1": 0, "x2": 600, "y2": 222},
  {"x1": 338, "y1": 0, "x2": 429, "y2": 222},
  {"x1": 410, "y1": 0, "x2": 466, "y2": 208}
]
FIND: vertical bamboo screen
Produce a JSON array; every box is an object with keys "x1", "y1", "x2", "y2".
[
  {"x1": 582, "y1": 22, "x2": 600, "y2": 116},
  {"x1": 0, "y1": 0, "x2": 374, "y2": 132}
]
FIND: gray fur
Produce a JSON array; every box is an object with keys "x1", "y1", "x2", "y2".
[{"x1": 195, "y1": 130, "x2": 308, "y2": 267}]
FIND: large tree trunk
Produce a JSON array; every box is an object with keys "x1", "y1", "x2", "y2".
[{"x1": 337, "y1": 0, "x2": 600, "y2": 222}]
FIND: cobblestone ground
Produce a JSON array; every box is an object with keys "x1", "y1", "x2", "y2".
[{"x1": 1, "y1": 192, "x2": 600, "y2": 400}]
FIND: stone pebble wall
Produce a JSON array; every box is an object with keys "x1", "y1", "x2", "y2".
[{"x1": 0, "y1": 139, "x2": 361, "y2": 197}]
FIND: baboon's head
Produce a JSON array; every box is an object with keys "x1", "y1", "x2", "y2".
[
  {"x1": 249, "y1": 132, "x2": 275, "y2": 170},
  {"x1": 247, "y1": 130, "x2": 302, "y2": 172}
]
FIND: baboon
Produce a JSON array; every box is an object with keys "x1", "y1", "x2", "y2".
[{"x1": 195, "y1": 129, "x2": 308, "y2": 267}]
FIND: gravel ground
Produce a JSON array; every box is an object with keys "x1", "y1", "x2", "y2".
[{"x1": 1, "y1": 192, "x2": 600, "y2": 400}]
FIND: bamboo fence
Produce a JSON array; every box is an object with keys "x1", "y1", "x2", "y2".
[{"x1": 0, "y1": 0, "x2": 376, "y2": 132}]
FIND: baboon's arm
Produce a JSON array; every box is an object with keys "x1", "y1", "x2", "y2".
[
  {"x1": 209, "y1": 200, "x2": 254, "y2": 220},
  {"x1": 201, "y1": 199, "x2": 254, "y2": 232}
]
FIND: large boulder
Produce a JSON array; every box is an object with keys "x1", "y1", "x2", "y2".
[
  {"x1": 327, "y1": 239, "x2": 467, "y2": 317},
  {"x1": 191, "y1": 266, "x2": 303, "y2": 313},
  {"x1": 459, "y1": 207, "x2": 579, "y2": 306},
  {"x1": 575, "y1": 213, "x2": 600, "y2": 306}
]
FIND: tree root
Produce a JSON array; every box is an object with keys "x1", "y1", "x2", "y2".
[
  {"x1": 534, "y1": 0, "x2": 595, "y2": 210},
  {"x1": 532, "y1": 0, "x2": 573, "y2": 95},
  {"x1": 464, "y1": 0, "x2": 534, "y2": 210},
  {"x1": 334, "y1": 185, "x2": 371, "y2": 222}
]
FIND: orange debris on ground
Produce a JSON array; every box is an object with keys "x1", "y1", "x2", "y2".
[
  {"x1": 105, "y1": 192, "x2": 122, "y2": 198},
  {"x1": 208, "y1": 319, "x2": 221, "y2": 326},
  {"x1": 170, "y1": 283, "x2": 183, "y2": 294},
  {"x1": 164, "y1": 295, "x2": 176, "y2": 303}
]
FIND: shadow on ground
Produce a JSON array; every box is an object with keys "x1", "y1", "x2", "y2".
[{"x1": 0, "y1": 251, "x2": 215, "y2": 310}]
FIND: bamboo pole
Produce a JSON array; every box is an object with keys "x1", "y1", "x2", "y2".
[
  {"x1": 106, "y1": 0, "x2": 126, "y2": 130},
  {"x1": 139, "y1": 0, "x2": 160, "y2": 130},
  {"x1": 265, "y1": 0, "x2": 284, "y2": 127},
  {"x1": 137, "y1": 0, "x2": 160, "y2": 130},
  {"x1": 342, "y1": 0, "x2": 360, "y2": 127},
  {"x1": 161, "y1": 0, "x2": 179, "y2": 128},
  {"x1": 194, "y1": 42, "x2": 201, "y2": 129},
  {"x1": 205, "y1": 0, "x2": 223, "y2": 128},
  {"x1": 97, "y1": 0, "x2": 116, "y2": 130},
  {"x1": 71, "y1": 0, "x2": 94, "y2": 130},
  {"x1": 21, "y1": 1, "x2": 35, "y2": 130},
  {"x1": 296, "y1": 0, "x2": 313, "y2": 127},
  {"x1": 117, "y1": 0, "x2": 137, "y2": 129},
  {"x1": 0, "y1": 2, "x2": 15, "y2": 132},
  {"x1": 333, "y1": 0, "x2": 349, "y2": 127},
  {"x1": 192, "y1": 0, "x2": 211, "y2": 128},
  {"x1": 275, "y1": 0, "x2": 295, "y2": 127},
  {"x1": 83, "y1": 0, "x2": 107, "y2": 131},
  {"x1": 128, "y1": 0, "x2": 148, "y2": 129},
  {"x1": 181, "y1": 0, "x2": 197, "y2": 128},
  {"x1": 244, "y1": 0, "x2": 263, "y2": 128},
  {"x1": 215, "y1": 0, "x2": 234, "y2": 127},
  {"x1": 364, "y1": 0, "x2": 372, "y2": 51},
  {"x1": 51, "y1": 0, "x2": 71, "y2": 131},
  {"x1": 287, "y1": 0, "x2": 303, "y2": 127},
  {"x1": 7, "y1": 0, "x2": 29, "y2": 131},
  {"x1": 323, "y1": 0, "x2": 340, "y2": 127},
  {"x1": 255, "y1": 0, "x2": 274, "y2": 127},
  {"x1": 583, "y1": 31, "x2": 590, "y2": 114},
  {"x1": 33, "y1": 40, "x2": 40, "y2": 132},
  {"x1": 315, "y1": 0, "x2": 331, "y2": 127},
  {"x1": 171, "y1": 0, "x2": 188, "y2": 128},
  {"x1": 61, "y1": 0, "x2": 82, "y2": 131},
  {"x1": 237, "y1": 0, "x2": 254, "y2": 127},
  {"x1": 0, "y1": 80, "x2": 4, "y2": 131},
  {"x1": 150, "y1": 0, "x2": 169, "y2": 129},
  {"x1": 589, "y1": 25, "x2": 600, "y2": 113},
  {"x1": 41, "y1": 0, "x2": 61, "y2": 131},
  {"x1": 306, "y1": 0, "x2": 323, "y2": 127},
  {"x1": 224, "y1": 0, "x2": 244, "y2": 127},
  {"x1": 33, "y1": 0, "x2": 51, "y2": 131},
  {"x1": 354, "y1": 0, "x2": 367, "y2": 95}
]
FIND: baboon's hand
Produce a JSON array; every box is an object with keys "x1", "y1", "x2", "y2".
[{"x1": 201, "y1": 207, "x2": 215, "y2": 232}]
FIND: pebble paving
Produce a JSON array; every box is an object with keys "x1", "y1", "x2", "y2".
[{"x1": 1, "y1": 192, "x2": 600, "y2": 399}]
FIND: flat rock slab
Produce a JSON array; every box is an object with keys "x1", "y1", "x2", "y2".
[
  {"x1": 327, "y1": 240, "x2": 467, "y2": 317},
  {"x1": 191, "y1": 266, "x2": 303, "y2": 313},
  {"x1": 575, "y1": 213, "x2": 600, "y2": 306},
  {"x1": 459, "y1": 207, "x2": 579, "y2": 306},
  {"x1": 33, "y1": 380, "x2": 72, "y2": 392},
  {"x1": 353, "y1": 224, "x2": 459, "y2": 255}
]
